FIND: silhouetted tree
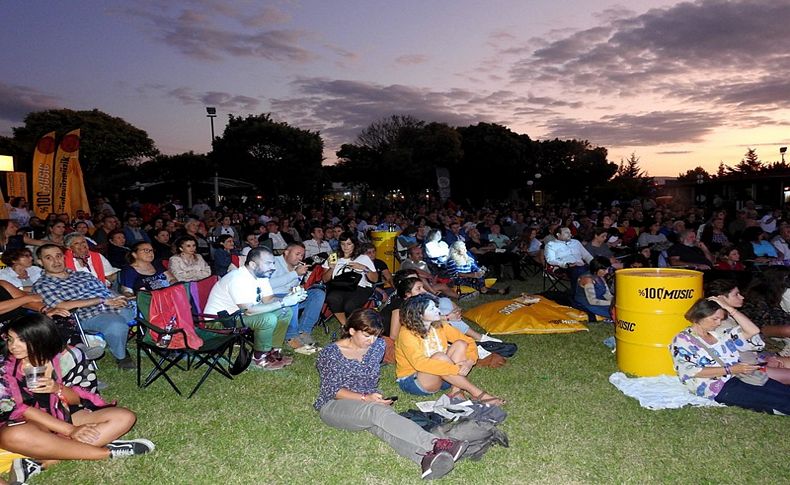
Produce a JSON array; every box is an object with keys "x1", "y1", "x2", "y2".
[
  {"x1": 211, "y1": 114, "x2": 324, "y2": 199},
  {"x1": 10, "y1": 109, "x2": 158, "y2": 189}
]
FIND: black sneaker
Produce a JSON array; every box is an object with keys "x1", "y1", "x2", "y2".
[
  {"x1": 10, "y1": 458, "x2": 43, "y2": 483},
  {"x1": 107, "y1": 439, "x2": 156, "y2": 458},
  {"x1": 420, "y1": 450, "x2": 454, "y2": 480},
  {"x1": 432, "y1": 438, "x2": 468, "y2": 462}
]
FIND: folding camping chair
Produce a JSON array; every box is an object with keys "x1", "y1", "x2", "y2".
[
  {"x1": 188, "y1": 275, "x2": 220, "y2": 315},
  {"x1": 542, "y1": 262, "x2": 571, "y2": 293},
  {"x1": 135, "y1": 283, "x2": 251, "y2": 398}
]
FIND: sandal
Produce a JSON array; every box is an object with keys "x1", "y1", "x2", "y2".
[
  {"x1": 445, "y1": 390, "x2": 470, "y2": 400},
  {"x1": 472, "y1": 391, "x2": 506, "y2": 406}
]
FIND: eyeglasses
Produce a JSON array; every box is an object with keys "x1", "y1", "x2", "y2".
[{"x1": 137, "y1": 248, "x2": 154, "y2": 253}]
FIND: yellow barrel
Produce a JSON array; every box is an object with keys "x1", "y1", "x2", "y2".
[
  {"x1": 615, "y1": 268, "x2": 702, "y2": 376},
  {"x1": 370, "y1": 230, "x2": 400, "y2": 272}
]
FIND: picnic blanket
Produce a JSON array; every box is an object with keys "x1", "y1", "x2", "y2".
[
  {"x1": 609, "y1": 372, "x2": 724, "y2": 410},
  {"x1": 463, "y1": 294, "x2": 589, "y2": 335}
]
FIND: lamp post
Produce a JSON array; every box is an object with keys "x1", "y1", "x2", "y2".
[
  {"x1": 695, "y1": 173, "x2": 705, "y2": 207},
  {"x1": 781, "y1": 146, "x2": 787, "y2": 164},
  {"x1": 206, "y1": 107, "x2": 219, "y2": 208},
  {"x1": 526, "y1": 172, "x2": 542, "y2": 205}
]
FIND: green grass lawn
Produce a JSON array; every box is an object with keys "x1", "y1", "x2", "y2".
[{"x1": 35, "y1": 276, "x2": 790, "y2": 484}]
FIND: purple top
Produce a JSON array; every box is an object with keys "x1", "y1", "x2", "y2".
[
  {"x1": 2, "y1": 351, "x2": 109, "y2": 425},
  {"x1": 314, "y1": 337, "x2": 384, "y2": 411}
]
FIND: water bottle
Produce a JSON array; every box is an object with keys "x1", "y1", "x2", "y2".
[{"x1": 157, "y1": 315, "x2": 177, "y2": 348}]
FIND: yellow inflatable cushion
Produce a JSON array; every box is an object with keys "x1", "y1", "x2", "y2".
[{"x1": 463, "y1": 294, "x2": 589, "y2": 334}]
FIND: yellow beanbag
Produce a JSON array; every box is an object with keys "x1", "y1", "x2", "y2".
[{"x1": 463, "y1": 294, "x2": 589, "y2": 334}]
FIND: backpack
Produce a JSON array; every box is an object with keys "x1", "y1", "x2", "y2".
[{"x1": 430, "y1": 418, "x2": 509, "y2": 461}]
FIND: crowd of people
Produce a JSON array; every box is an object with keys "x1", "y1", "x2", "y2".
[{"x1": 0, "y1": 192, "x2": 789, "y2": 482}]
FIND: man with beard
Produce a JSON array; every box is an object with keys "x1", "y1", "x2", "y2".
[{"x1": 204, "y1": 247, "x2": 306, "y2": 370}]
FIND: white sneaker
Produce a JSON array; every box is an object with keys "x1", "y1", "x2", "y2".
[
  {"x1": 294, "y1": 344, "x2": 318, "y2": 355},
  {"x1": 480, "y1": 334, "x2": 502, "y2": 343}
]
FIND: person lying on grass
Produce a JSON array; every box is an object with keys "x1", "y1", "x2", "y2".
[
  {"x1": 314, "y1": 309, "x2": 468, "y2": 480},
  {"x1": 394, "y1": 294, "x2": 505, "y2": 405},
  {"x1": 0, "y1": 314, "x2": 154, "y2": 484},
  {"x1": 670, "y1": 297, "x2": 790, "y2": 415}
]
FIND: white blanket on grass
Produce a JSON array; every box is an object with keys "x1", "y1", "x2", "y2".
[{"x1": 609, "y1": 372, "x2": 724, "y2": 410}]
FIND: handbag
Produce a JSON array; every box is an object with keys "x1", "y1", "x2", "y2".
[
  {"x1": 687, "y1": 333, "x2": 768, "y2": 386},
  {"x1": 229, "y1": 329, "x2": 253, "y2": 375},
  {"x1": 327, "y1": 266, "x2": 362, "y2": 291}
]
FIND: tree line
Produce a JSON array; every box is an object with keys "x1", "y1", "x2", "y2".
[{"x1": 1, "y1": 108, "x2": 691, "y2": 205}]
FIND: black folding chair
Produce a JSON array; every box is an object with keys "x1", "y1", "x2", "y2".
[{"x1": 136, "y1": 284, "x2": 251, "y2": 398}]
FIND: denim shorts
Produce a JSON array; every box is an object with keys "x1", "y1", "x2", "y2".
[{"x1": 397, "y1": 374, "x2": 451, "y2": 396}]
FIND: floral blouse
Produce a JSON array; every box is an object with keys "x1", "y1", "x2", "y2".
[
  {"x1": 314, "y1": 338, "x2": 384, "y2": 411},
  {"x1": 670, "y1": 325, "x2": 764, "y2": 399}
]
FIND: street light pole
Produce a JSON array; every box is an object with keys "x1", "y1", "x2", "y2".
[
  {"x1": 781, "y1": 146, "x2": 787, "y2": 164},
  {"x1": 206, "y1": 107, "x2": 218, "y2": 208}
]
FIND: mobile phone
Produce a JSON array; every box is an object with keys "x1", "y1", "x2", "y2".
[{"x1": 384, "y1": 395, "x2": 398, "y2": 402}]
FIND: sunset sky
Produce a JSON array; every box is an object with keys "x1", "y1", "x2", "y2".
[{"x1": 2, "y1": 0, "x2": 789, "y2": 176}]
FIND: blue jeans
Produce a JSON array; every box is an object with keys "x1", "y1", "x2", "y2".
[
  {"x1": 283, "y1": 287, "x2": 326, "y2": 340},
  {"x1": 397, "y1": 374, "x2": 451, "y2": 396},
  {"x1": 79, "y1": 306, "x2": 136, "y2": 360},
  {"x1": 714, "y1": 377, "x2": 790, "y2": 415}
]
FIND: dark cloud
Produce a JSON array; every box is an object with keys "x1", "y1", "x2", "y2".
[
  {"x1": 543, "y1": 111, "x2": 721, "y2": 146},
  {"x1": 123, "y1": 4, "x2": 316, "y2": 63},
  {"x1": 143, "y1": 85, "x2": 260, "y2": 111},
  {"x1": 510, "y1": 0, "x2": 790, "y2": 110},
  {"x1": 0, "y1": 82, "x2": 61, "y2": 122},
  {"x1": 269, "y1": 78, "x2": 499, "y2": 151},
  {"x1": 656, "y1": 150, "x2": 692, "y2": 155}
]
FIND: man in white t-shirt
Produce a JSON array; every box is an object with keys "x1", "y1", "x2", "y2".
[{"x1": 205, "y1": 247, "x2": 306, "y2": 370}]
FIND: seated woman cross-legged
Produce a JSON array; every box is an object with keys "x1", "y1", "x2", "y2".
[
  {"x1": 395, "y1": 294, "x2": 505, "y2": 406},
  {"x1": 573, "y1": 256, "x2": 613, "y2": 320},
  {"x1": 0, "y1": 314, "x2": 154, "y2": 483},
  {"x1": 670, "y1": 297, "x2": 790, "y2": 415},
  {"x1": 315, "y1": 309, "x2": 467, "y2": 480}
]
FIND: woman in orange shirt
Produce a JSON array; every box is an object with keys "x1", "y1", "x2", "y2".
[{"x1": 394, "y1": 294, "x2": 505, "y2": 405}]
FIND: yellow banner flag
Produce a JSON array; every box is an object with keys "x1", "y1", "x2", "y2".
[
  {"x1": 0, "y1": 184, "x2": 7, "y2": 219},
  {"x1": 6, "y1": 172, "x2": 28, "y2": 199},
  {"x1": 32, "y1": 131, "x2": 57, "y2": 219},
  {"x1": 53, "y1": 129, "x2": 80, "y2": 214},
  {"x1": 66, "y1": 157, "x2": 89, "y2": 218}
]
